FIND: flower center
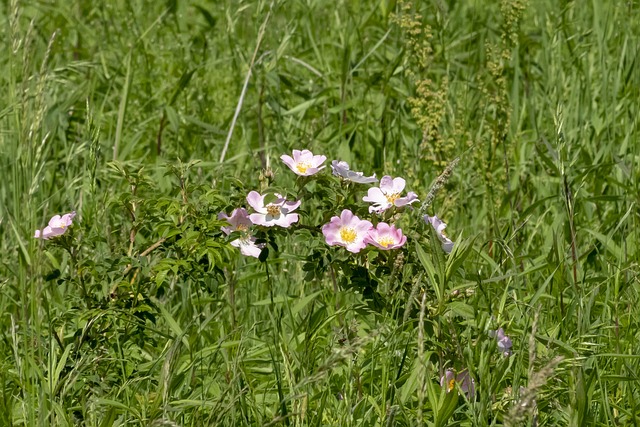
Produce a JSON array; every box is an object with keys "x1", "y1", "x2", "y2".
[
  {"x1": 378, "y1": 236, "x2": 395, "y2": 248},
  {"x1": 296, "y1": 162, "x2": 312, "y2": 174},
  {"x1": 385, "y1": 192, "x2": 400, "y2": 204},
  {"x1": 339, "y1": 227, "x2": 357, "y2": 243},
  {"x1": 447, "y1": 378, "x2": 456, "y2": 392},
  {"x1": 236, "y1": 224, "x2": 248, "y2": 232},
  {"x1": 266, "y1": 205, "x2": 281, "y2": 216}
]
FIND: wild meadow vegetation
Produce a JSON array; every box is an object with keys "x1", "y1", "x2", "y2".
[{"x1": 1, "y1": 0, "x2": 639, "y2": 425}]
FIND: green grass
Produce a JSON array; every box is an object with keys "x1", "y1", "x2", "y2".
[{"x1": 1, "y1": 0, "x2": 639, "y2": 426}]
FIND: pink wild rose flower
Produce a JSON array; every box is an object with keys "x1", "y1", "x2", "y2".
[
  {"x1": 441, "y1": 369, "x2": 475, "y2": 399},
  {"x1": 424, "y1": 214, "x2": 455, "y2": 254},
  {"x1": 364, "y1": 222, "x2": 406, "y2": 250},
  {"x1": 281, "y1": 149, "x2": 327, "y2": 176},
  {"x1": 495, "y1": 328, "x2": 513, "y2": 357},
  {"x1": 218, "y1": 208, "x2": 265, "y2": 258},
  {"x1": 322, "y1": 209, "x2": 373, "y2": 253},
  {"x1": 247, "y1": 191, "x2": 300, "y2": 228},
  {"x1": 362, "y1": 175, "x2": 419, "y2": 213},
  {"x1": 34, "y1": 211, "x2": 76, "y2": 239}
]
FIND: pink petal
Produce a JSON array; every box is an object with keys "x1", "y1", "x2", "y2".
[
  {"x1": 331, "y1": 160, "x2": 347, "y2": 175},
  {"x1": 280, "y1": 154, "x2": 297, "y2": 171},
  {"x1": 219, "y1": 208, "x2": 252, "y2": 230},
  {"x1": 345, "y1": 239, "x2": 368, "y2": 253},
  {"x1": 442, "y1": 240, "x2": 454, "y2": 253},
  {"x1": 246, "y1": 191, "x2": 266, "y2": 212},
  {"x1": 232, "y1": 237, "x2": 264, "y2": 258},
  {"x1": 272, "y1": 213, "x2": 299, "y2": 227},
  {"x1": 249, "y1": 213, "x2": 269, "y2": 226},
  {"x1": 47, "y1": 215, "x2": 62, "y2": 227},
  {"x1": 375, "y1": 222, "x2": 391, "y2": 234},
  {"x1": 339, "y1": 209, "x2": 355, "y2": 225},
  {"x1": 297, "y1": 149, "x2": 313, "y2": 161},
  {"x1": 282, "y1": 199, "x2": 301, "y2": 212},
  {"x1": 354, "y1": 219, "x2": 373, "y2": 234},
  {"x1": 240, "y1": 242, "x2": 263, "y2": 258},
  {"x1": 362, "y1": 187, "x2": 387, "y2": 204},
  {"x1": 41, "y1": 226, "x2": 59, "y2": 239},
  {"x1": 395, "y1": 192, "x2": 419, "y2": 207},
  {"x1": 389, "y1": 177, "x2": 406, "y2": 193},
  {"x1": 311, "y1": 155, "x2": 327, "y2": 168},
  {"x1": 321, "y1": 218, "x2": 343, "y2": 246},
  {"x1": 292, "y1": 149, "x2": 304, "y2": 161},
  {"x1": 378, "y1": 176, "x2": 395, "y2": 193},
  {"x1": 60, "y1": 211, "x2": 76, "y2": 226}
]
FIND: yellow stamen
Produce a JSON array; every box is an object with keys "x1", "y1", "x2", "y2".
[
  {"x1": 266, "y1": 205, "x2": 281, "y2": 216},
  {"x1": 339, "y1": 227, "x2": 357, "y2": 243},
  {"x1": 378, "y1": 236, "x2": 395, "y2": 248},
  {"x1": 385, "y1": 192, "x2": 400, "y2": 204},
  {"x1": 448, "y1": 378, "x2": 456, "y2": 392},
  {"x1": 296, "y1": 162, "x2": 312, "y2": 174}
]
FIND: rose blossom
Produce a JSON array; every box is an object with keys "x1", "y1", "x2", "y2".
[
  {"x1": 330, "y1": 160, "x2": 378, "y2": 184},
  {"x1": 218, "y1": 208, "x2": 264, "y2": 258},
  {"x1": 424, "y1": 214, "x2": 454, "y2": 253},
  {"x1": 441, "y1": 369, "x2": 475, "y2": 398},
  {"x1": 281, "y1": 149, "x2": 327, "y2": 176},
  {"x1": 495, "y1": 328, "x2": 513, "y2": 356},
  {"x1": 364, "y1": 222, "x2": 406, "y2": 250},
  {"x1": 247, "y1": 191, "x2": 300, "y2": 228},
  {"x1": 322, "y1": 209, "x2": 373, "y2": 253},
  {"x1": 34, "y1": 211, "x2": 76, "y2": 239},
  {"x1": 362, "y1": 175, "x2": 419, "y2": 213}
]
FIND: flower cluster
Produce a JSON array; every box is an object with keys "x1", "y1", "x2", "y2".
[
  {"x1": 216, "y1": 149, "x2": 455, "y2": 258},
  {"x1": 218, "y1": 150, "x2": 415, "y2": 257},
  {"x1": 34, "y1": 212, "x2": 76, "y2": 239},
  {"x1": 34, "y1": 150, "x2": 456, "y2": 262},
  {"x1": 321, "y1": 210, "x2": 407, "y2": 253}
]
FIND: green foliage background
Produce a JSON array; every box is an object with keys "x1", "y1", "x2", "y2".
[{"x1": 0, "y1": 0, "x2": 638, "y2": 425}]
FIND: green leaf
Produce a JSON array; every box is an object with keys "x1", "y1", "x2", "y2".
[
  {"x1": 415, "y1": 242, "x2": 441, "y2": 301},
  {"x1": 291, "y1": 290, "x2": 323, "y2": 316},
  {"x1": 9, "y1": 219, "x2": 30, "y2": 266},
  {"x1": 51, "y1": 345, "x2": 73, "y2": 394},
  {"x1": 95, "y1": 399, "x2": 141, "y2": 418},
  {"x1": 151, "y1": 297, "x2": 190, "y2": 351},
  {"x1": 447, "y1": 301, "x2": 475, "y2": 319},
  {"x1": 445, "y1": 234, "x2": 477, "y2": 283},
  {"x1": 583, "y1": 228, "x2": 622, "y2": 260},
  {"x1": 282, "y1": 96, "x2": 328, "y2": 116}
]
